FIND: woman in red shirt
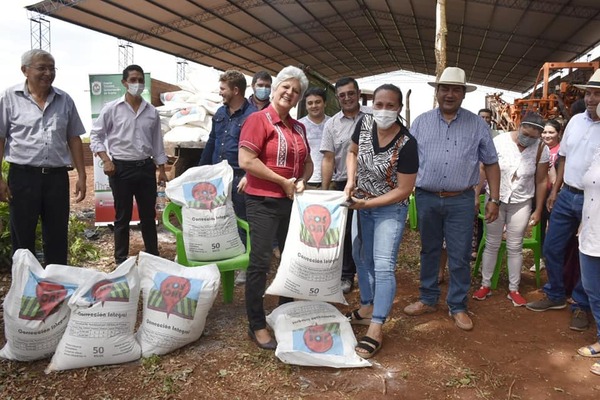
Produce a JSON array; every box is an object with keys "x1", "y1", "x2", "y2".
[{"x1": 239, "y1": 66, "x2": 313, "y2": 349}]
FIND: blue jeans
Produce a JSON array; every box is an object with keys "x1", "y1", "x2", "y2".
[
  {"x1": 416, "y1": 189, "x2": 475, "y2": 314},
  {"x1": 352, "y1": 203, "x2": 408, "y2": 325},
  {"x1": 579, "y1": 252, "x2": 600, "y2": 342},
  {"x1": 542, "y1": 189, "x2": 589, "y2": 310}
]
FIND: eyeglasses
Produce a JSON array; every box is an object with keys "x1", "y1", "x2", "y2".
[
  {"x1": 337, "y1": 91, "x2": 357, "y2": 99},
  {"x1": 28, "y1": 66, "x2": 57, "y2": 73}
]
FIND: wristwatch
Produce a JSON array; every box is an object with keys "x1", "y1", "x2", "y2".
[{"x1": 488, "y1": 198, "x2": 501, "y2": 206}]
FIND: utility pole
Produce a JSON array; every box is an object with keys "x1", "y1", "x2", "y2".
[{"x1": 434, "y1": 0, "x2": 447, "y2": 107}]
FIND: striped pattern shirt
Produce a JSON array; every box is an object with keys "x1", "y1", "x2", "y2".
[{"x1": 411, "y1": 107, "x2": 497, "y2": 192}]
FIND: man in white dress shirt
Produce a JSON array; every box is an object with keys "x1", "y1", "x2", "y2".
[{"x1": 90, "y1": 64, "x2": 168, "y2": 264}]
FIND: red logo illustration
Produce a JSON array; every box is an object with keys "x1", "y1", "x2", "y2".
[
  {"x1": 302, "y1": 205, "x2": 331, "y2": 249},
  {"x1": 192, "y1": 182, "x2": 218, "y2": 209},
  {"x1": 35, "y1": 281, "x2": 67, "y2": 321},
  {"x1": 159, "y1": 276, "x2": 191, "y2": 317},
  {"x1": 303, "y1": 324, "x2": 333, "y2": 353}
]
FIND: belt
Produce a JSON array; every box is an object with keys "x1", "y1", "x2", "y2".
[
  {"x1": 10, "y1": 163, "x2": 72, "y2": 174},
  {"x1": 418, "y1": 187, "x2": 472, "y2": 198},
  {"x1": 112, "y1": 158, "x2": 152, "y2": 167},
  {"x1": 564, "y1": 184, "x2": 584, "y2": 195}
]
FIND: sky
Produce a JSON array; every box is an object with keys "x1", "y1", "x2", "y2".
[{"x1": 0, "y1": 1, "x2": 556, "y2": 132}]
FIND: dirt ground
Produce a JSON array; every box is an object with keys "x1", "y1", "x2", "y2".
[{"x1": 1, "y1": 166, "x2": 599, "y2": 399}]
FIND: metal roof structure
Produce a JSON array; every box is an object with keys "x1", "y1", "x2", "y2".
[{"x1": 27, "y1": 0, "x2": 600, "y2": 93}]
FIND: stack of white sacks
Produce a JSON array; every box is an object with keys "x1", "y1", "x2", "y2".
[{"x1": 158, "y1": 67, "x2": 222, "y2": 156}]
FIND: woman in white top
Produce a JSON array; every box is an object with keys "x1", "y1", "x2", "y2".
[
  {"x1": 576, "y1": 137, "x2": 600, "y2": 375},
  {"x1": 473, "y1": 113, "x2": 549, "y2": 306}
]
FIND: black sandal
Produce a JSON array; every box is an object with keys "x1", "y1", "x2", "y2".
[
  {"x1": 345, "y1": 310, "x2": 371, "y2": 326},
  {"x1": 355, "y1": 335, "x2": 382, "y2": 359}
]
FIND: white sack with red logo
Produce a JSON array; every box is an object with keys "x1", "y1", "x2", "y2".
[
  {"x1": 266, "y1": 301, "x2": 370, "y2": 368},
  {"x1": 136, "y1": 252, "x2": 220, "y2": 356},
  {"x1": 165, "y1": 160, "x2": 244, "y2": 261},
  {"x1": 0, "y1": 250, "x2": 92, "y2": 361},
  {"x1": 266, "y1": 190, "x2": 348, "y2": 304},
  {"x1": 46, "y1": 258, "x2": 141, "y2": 371}
]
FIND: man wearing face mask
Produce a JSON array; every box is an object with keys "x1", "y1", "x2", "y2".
[
  {"x1": 248, "y1": 71, "x2": 272, "y2": 111},
  {"x1": 403, "y1": 67, "x2": 500, "y2": 331},
  {"x1": 90, "y1": 64, "x2": 168, "y2": 264}
]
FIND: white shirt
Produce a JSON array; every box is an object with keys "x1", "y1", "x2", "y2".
[
  {"x1": 298, "y1": 114, "x2": 330, "y2": 183},
  {"x1": 491, "y1": 132, "x2": 549, "y2": 204},
  {"x1": 559, "y1": 111, "x2": 600, "y2": 190},
  {"x1": 580, "y1": 148, "x2": 600, "y2": 257},
  {"x1": 90, "y1": 96, "x2": 167, "y2": 165}
]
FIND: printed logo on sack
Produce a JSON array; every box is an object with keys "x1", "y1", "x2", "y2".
[
  {"x1": 292, "y1": 323, "x2": 343, "y2": 355},
  {"x1": 183, "y1": 179, "x2": 227, "y2": 210},
  {"x1": 147, "y1": 272, "x2": 202, "y2": 319},
  {"x1": 301, "y1": 204, "x2": 340, "y2": 249},
  {"x1": 88, "y1": 277, "x2": 131, "y2": 306},
  {"x1": 19, "y1": 274, "x2": 77, "y2": 321}
]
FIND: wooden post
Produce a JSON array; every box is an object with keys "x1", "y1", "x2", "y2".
[{"x1": 434, "y1": 0, "x2": 447, "y2": 107}]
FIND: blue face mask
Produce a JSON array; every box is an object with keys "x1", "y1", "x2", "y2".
[
  {"x1": 518, "y1": 132, "x2": 537, "y2": 147},
  {"x1": 255, "y1": 87, "x2": 271, "y2": 101}
]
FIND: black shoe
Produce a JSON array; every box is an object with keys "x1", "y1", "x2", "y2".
[{"x1": 247, "y1": 328, "x2": 277, "y2": 350}]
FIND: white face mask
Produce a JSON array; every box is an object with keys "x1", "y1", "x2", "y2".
[
  {"x1": 127, "y1": 82, "x2": 144, "y2": 97},
  {"x1": 372, "y1": 109, "x2": 399, "y2": 129}
]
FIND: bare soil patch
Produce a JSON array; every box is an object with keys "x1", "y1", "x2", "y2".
[{"x1": 1, "y1": 166, "x2": 599, "y2": 399}]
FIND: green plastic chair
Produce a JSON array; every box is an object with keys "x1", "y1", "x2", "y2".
[
  {"x1": 161, "y1": 202, "x2": 251, "y2": 303},
  {"x1": 408, "y1": 192, "x2": 418, "y2": 231},
  {"x1": 472, "y1": 195, "x2": 542, "y2": 288}
]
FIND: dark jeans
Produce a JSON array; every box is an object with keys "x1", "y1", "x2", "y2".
[
  {"x1": 542, "y1": 189, "x2": 588, "y2": 310},
  {"x1": 334, "y1": 181, "x2": 356, "y2": 281},
  {"x1": 8, "y1": 164, "x2": 70, "y2": 265},
  {"x1": 416, "y1": 188, "x2": 475, "y2": 313},
  {"x1": 109, "y1": 159, "x2": 158, "y2": 263},
  {"x1": 232, "y1": 173, "x2": 247, "y2": 246},
  {"x1": 245, "y1": 195, "x2": 293, "y2": 331}
]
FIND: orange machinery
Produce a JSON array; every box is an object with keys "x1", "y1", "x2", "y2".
[{"x1": 486, "y1": 61, "x2": 599, "y2": 131}]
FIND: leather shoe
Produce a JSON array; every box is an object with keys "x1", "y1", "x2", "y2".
[
  {"x1": 403, "y1": 301, "x2": 437, "y2": 316},
  {"x1": 450, "y1": 311, "x2": 473, "y2": 331},
  {"x1": 248, "y1": 328, "x2": 277, "y2": 350}
]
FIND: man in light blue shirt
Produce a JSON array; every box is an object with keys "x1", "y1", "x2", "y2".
[
  {"x1": 90, "y1": 64, "x2": 167, "y2": 264},
  {"x1": 403, "y1": 67, "x2": 500, "y2": 331},
  {"x1": 0, "y1": 49, "x2": 86, "y2": 265}
]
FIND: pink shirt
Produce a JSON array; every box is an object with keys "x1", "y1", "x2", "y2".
[{"x1": 239, "y1": 105, "x2": 309, "y2": 198}]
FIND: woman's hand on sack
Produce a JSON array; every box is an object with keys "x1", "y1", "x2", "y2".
[
  {"x1": 281, "y1": 177, "x2": 297, "y2": 200},
  {"x1": 294, "y1": 178, "x2": 306, "y2": 194}
]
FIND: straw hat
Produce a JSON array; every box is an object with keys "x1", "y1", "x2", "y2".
[
  {"x1": 574, "y1": 69, "x2": 600, "y2": 90},
  {"x1": 428, "y1": 67, "x2": 477, "y2": 92}
]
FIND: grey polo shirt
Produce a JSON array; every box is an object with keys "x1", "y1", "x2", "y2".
[
  {"x1": 0, "y1": 82, "x2": 85, "y2": 167},
  {"x1": 319, "y1": 106, "x2": 370, "y2": 182}
]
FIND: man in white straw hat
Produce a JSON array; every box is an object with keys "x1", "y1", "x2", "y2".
[
  {"x1": 526, "y1": 69, "x2": 600, "y2": 333},
  {"x1": 403, "y1": 66, "x2": 500, "y2": 331}
]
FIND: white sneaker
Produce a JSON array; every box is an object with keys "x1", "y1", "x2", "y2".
[
  {"x1": 235, "y1": 270, "x2": 247, "y2": 285},
  {"x1": 529, "y1": 259, "x2": 546, "y2": 272}
]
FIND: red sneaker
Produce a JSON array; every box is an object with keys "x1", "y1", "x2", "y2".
[
  {"x1": 472, "y1": 286, "x2": 491, "y2": 300},
  {"x1": 507, "y1": 291, "x2": 527, "y2": 307}
]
